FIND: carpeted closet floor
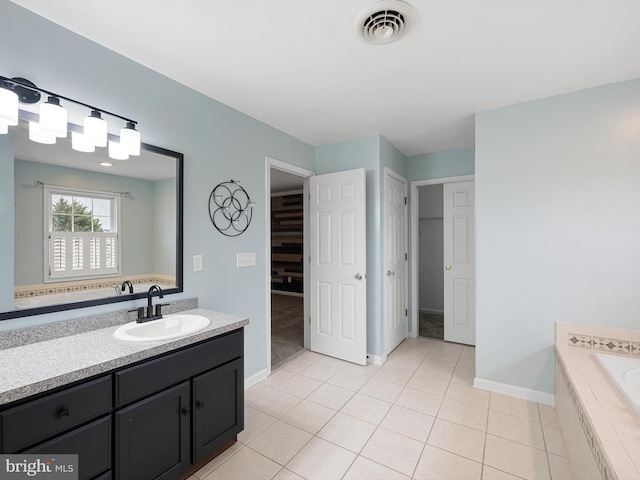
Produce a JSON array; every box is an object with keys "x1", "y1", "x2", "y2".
[{"x1": 271, "y1": 293, "x2": 304, "y2": 369}]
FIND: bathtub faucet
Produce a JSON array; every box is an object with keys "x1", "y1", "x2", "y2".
[
  {"x1": 121, "y1": 280, "x2": 134, "y2": 294},
  {"x1": 111, "y1": 284, "x2": 120, "y2": 296}
]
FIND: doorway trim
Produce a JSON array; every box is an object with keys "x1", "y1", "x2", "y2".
[
  {"x1": 410, "y1": 174, "x2": 475, "y2": 339},
  {"x1": 265, "y1": 157, "x2": 315, "y2": 375}
]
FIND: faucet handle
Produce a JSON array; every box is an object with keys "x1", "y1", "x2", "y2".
[
  {"x1": 128, "y1": 307, "x2": 146, "y2": 322},
  {"x1": 154, "y1": 303, "x2": 170, "y2": 318}
]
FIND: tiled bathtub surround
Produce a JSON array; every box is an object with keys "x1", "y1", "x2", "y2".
[{"x1": 555, "y1": 321, "x2": 640, "y2": 480}]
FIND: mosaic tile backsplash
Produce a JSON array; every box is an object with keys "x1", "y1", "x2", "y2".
[{"x1": 564, "y1": 326, "x2": 640, "y2": 357}]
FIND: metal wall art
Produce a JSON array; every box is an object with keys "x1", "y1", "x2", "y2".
[{"x1": 208, "y1": 180, "x2": 255, "y2": 236}]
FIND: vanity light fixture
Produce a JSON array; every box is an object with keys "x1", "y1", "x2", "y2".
[
  {"x1": 71, "y1": 131, "x2": 95, "y2": 153},
  {"x1": 0, "y1": 75, "x2": 140, "y2": 152},
  {"x1": 108, "y1": 140, "x2": 129, "y2": 160}
]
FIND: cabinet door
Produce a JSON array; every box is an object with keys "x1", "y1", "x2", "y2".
[
  {"x1": 116, "y1": 382, "x2": 190, "y2": 480},
  {"x1": 192, "y1": 358, "x2": 244, "y2": 463}
]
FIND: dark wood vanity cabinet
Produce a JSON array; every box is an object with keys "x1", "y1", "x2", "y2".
[{"x1": 0, "y1": 328, "x2": 244, "y2": 480}]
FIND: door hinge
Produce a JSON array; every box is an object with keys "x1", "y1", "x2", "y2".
[
  {"x1": 405, "y1": 309, "x2": 408, "y2": 317},
  {"x1": 405, "y1": 253, "x2": 408, "y2": 261},
  {"x1": 404, "y1": 197, "x2": 407, "y2": 205}
]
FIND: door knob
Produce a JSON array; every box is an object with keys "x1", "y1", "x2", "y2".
[
  {"x1": 445, "y1": 265, "x2": 452, "y2": 271},
  {"x1": 387, "y1": 270, "x2": 395, "y2": 276},
  {"x1": 355, "y1": 273, "x2": 363, "y2": 280}
]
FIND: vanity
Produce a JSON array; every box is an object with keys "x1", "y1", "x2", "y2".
[{"x1": 0, "y1": 306, "x2": 248, "y2": 480}]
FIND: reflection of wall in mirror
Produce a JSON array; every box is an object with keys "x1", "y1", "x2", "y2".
[
  {"x1": 13, "y1": 159, "x2": 176, "y2": 288},
  {"x1": 0, "y1": 135, "x2": 14, "y2": 312}
]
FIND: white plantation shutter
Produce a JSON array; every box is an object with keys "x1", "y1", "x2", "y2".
[{"x1": 49, "y1": 232, "x2": 119, "y2": 279}]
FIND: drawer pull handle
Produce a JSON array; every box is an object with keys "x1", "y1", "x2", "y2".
[
  {"x1": 196, "y1": 401, "x2": 205, "y2": 410},
  {"x1": 57, "y1": 408, "x2": 70, "y2": 419},
  {"x1": 181, "y1": 407, "x2": 191, "y2": 417}
]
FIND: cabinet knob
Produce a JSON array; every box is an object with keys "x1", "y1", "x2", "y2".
[
  {"x1": 196, "y1": 401, "x2": 206, "y2": 410},
  {"x1": 57, "y1": 408, "x2": 70, "y2": 419},
  {"x1": 181, "y1": 407, "x2": 191, "y2": 417}
]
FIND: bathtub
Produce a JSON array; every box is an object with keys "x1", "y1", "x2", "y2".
[
  {"x1": 14, "y1": 283, "x2": 174, "y2": 309},
  {"x1": 595, "y1": 353, "x2": 640, "y2": 418}
]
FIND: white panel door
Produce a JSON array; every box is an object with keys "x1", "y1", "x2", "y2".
[
  {"x1": 385, "y1": 172, "x2": 408, "y2": 353},
  {"x1": 310, "y1": 168, "x2": 367, "y2": 365},
  {"x1": 443, "y1": 181, "x2": 475, "y2": 345}
]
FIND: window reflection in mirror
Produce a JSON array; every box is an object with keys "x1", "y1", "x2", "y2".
[{"x1": 0, "y1": 119, "x2": 183, "y2": 320}]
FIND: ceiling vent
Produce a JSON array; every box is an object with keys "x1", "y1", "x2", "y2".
[{"x1": 355, "y1": 0, "x2": 413, "y2": 45}]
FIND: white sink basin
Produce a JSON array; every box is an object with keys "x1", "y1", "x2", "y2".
[{"x1": 113, "y1": 314, "x2": 211, "y2": 342}]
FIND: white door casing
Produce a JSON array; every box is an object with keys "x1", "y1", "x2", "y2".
[
  {"x1": 443, "y1": 181, "x2": 475, "y2": 345},
  {"x1": 309, "y1": 168, "x2": 367, "y2": 365},
  {"x1": 384, "y1": 170, "x2": 408, "y2": 354}
]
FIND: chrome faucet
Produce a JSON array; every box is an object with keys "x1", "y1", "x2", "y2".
[
  {"x1": 112, "y1": 284, "x2": 120, "y2": 295},
  {"x1": 121, "y1": 280, "x2": 134, "y2": 294}
]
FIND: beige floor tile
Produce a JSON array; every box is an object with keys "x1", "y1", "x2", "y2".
[
  {"x1": 538, "y1": 405, "x2": 560, "y2": 428},
  {"x1": 482, "y1": 466, "x2": 526, "y2": 480},
  {"x1": 317, "y1": 412, "x2": 377, "y2": 453},
  {"x1": 451, "y1": 367, "x2": 475, "y2": 385},
  {"x1": 286, "y1": 437, "x2": 357, "y2": 480},
  {"x1": 457, "y1": 357, "x2": 476, "y2": 371},
  {"x1": 341, "y1": 393, "x2": 392, "y2": 425},
  {"x1": 327, "y1": 370, "x2": 370, "y2": 391},
  {"x1": 343, "y1": 362, "x2": 381, "y2": 377},
  {"x1": 484, "y1": 434, "x2": 550, "y2": 480},
  {"x1": 276, "y1": 374, "x2": 323, "y2": 398},
  {"x1": 380, "y1": 404, "x2": 435, "y2": 442},
  {"x1": 306, "y1": 383, "x2": 354, "y2": 410},
  {"x1": 395, "y1": 387, "x2": 443, "y2": 416},
  {"x1": 272, "y1": 468, "x2": 305, "y2": 480},
  {"x1": 299, "y1": 351, "x2": 327, "y2": 363},
  {"x1": 361, "y1": 427, "x2": 424, "y2": 476},
  {"x1": 251, "y1": 388, "x2": 303, "y2": 418},
  {"x1": 298, "y1": 362, "x2": 340, "y2": 382},
  {"x1": 194, "y1": 442, "x2": 243, "y2": 479},
  {"x1": 407, "y1": 372, "x2": 450, "y2": 396},
  {"x1": 280, "y1": 358, "x2": 315, "y2": 374},
  {"x1": 542, "y1": 424, "x2": 567, "y2": 457},
  {"x1": 248, "y1": 421, "x2": 312, "y2": 466},
  {"x1": 413, "y1": 445, "x2": 482, "y2": 480},
  {"x1": 427, "y1": 418, "x2": 486, "y2": 463},
  {"x1": 245, "y1": 383, "x2": 274, "y2": 405},
  {"x1": 262, "y1": 369, "x2": 297, "y2": 387},
  {"x1": 281, "y1": 399, "x2": 336, "y2": 434},
  {"x1": 343, "y1": 456, "x2": 409, "y2": 480},
  {"x1": 487, "y1": 410, "x2": 545, "y2": 450},
  {"x1": 548, "y1": 453, "x2": 575, "y2": 480},
  {"x1": 445, "y1": 382, "x2": 490, "y2": 408},
  {"x1": 424, "y1": 351, "x2": 460, "y2": 367},
  {"x1": 490, "y1": 393, "x2": 540, "y2": 421},
  {"x1": 204, "y1": 446, "x2": 281, "y2": 480},
  {"x1": 416, "y1": 362, "x2": 455, "y2": 380},
  {"x1": 316, "y1": 354, "x2": 351, "y2": 368},
  {"x1": 238, "y1": 406, "x2": 278, "y2": 444},
  {"x1": 373, "y1": 365, "x2": 414, "y2": 385},
  {"x1": 384, "y1": 354, "x2": 423, "y2": 372},
  {"x1": 437, "y1": 397, "x2": 488, "y2": 431},
  {"x1": 359, "y1": 378, "x2": 404, "y2": 403}
]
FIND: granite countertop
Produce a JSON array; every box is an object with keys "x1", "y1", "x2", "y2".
[{"x1": 0, "y1": 308, "x2": 248, "y2": 406}]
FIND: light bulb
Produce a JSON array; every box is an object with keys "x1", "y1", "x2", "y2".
[
  {"x1": 39, "y1": 96, "x2": 67, "y2": 138},
  {"x1": 120, "y1": 121, "x2": 140, "y2": 156},
  {"x1": 71, "y1": 132, "x2": 95, "y2": 153},
  {"x1": 84, "y1": 110, "x2": 107, "y2": 147},
  {"x1": 108, "y1": 140, "x2": 129, "y2": 160},
  {"x1": 29, "y1": 121, "x2": 56, "y2": 144},
  {"x1": 0, "y1": 85, "x2": 18, "y2": 126}
]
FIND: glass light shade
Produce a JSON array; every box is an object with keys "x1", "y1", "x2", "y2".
[
  {"x1": 39, "y1": 97, "x2": 68, "y2": 138},
  {"x1": 120, "y1": 122, "x2": 140, "y2": 156},
  {"x1": 0, "y1": 123, "x2": 8, "y2": 135},
  {"x1": 71, "y1": 132, "x2": 95, "y2": 153},
  {"x1": 0, "y1": 87, "x2": 19, "y2": 126},
  {"x1": 108, "y1": 140, "x2": 129, "y2": 160},
  {"x1": 29, "y1": 121, "x2": 56, "y2": 144},
  {"x1": 84, "y1": 110, "x2": 107, "y2": 147}
]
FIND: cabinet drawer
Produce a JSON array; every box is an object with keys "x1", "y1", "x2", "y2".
[
  {"x1": 25, "y1": 416, "x2": 111, "y2": 480},
  {"x1": 1, "y1": 375, "x2": 111, "y2": 453},
  {"x1": 115, "y1": 329, "x2": 242, "y2": 406}
]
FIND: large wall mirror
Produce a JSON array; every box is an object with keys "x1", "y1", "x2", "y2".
[{"x1": 0, "y1": 119, "x2": 183, "y2": 320}]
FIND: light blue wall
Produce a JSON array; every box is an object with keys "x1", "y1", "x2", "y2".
[
  {"x1": 153, "y1": 177, "x2": 176, "y2": 276},
  {"x1": 315, "y1": 135, "x2": 385, "y2": 355},
  {"x1": 0, "y1": 134, "x2": 14, "y2": 312},
  {"x1": 475, "y1": 77, "x2": 640, "y2": 395},
  {"x1": 407, "y1": 147, "x2": 475, "y2": 182},
  {"x1": 13, "y1": 160, "x2": 157, "y2": 286},
  {"x1": 0, "y1": 1, "x2": 316, "y2": 379}
]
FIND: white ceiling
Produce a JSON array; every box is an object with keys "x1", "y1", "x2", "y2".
[{"x1": 12, "y1": 0, "x2": 640, "y2": 155}]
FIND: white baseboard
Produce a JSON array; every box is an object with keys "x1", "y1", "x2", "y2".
[
  {"x1": 271, "y1": 290, "x2": 304, "y2": 298},
  {"x1": 419, "y1": 308, "x2": 444, "y2": 315},
  {"x1": 245, "y1": 368, "x2": 269, "y2": 389},
  {"x1": 367, "y1": 353, "x2": 387, "y2": 365},
  {"x1": 474, "y1": 377, "x2": 555, "y2": 406}
]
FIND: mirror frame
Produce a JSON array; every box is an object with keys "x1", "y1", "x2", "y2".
[{"x1": 0, "y1": 140, "x2": 184, "y2": 321}]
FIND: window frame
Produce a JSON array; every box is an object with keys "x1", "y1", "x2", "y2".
[{"x1": 43, "y1": 185, "x2": 121, "y2": 283}]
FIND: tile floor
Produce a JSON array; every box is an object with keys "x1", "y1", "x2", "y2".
[{"x1": 190, "y1": 337, "x2": 574, "y2": 480}]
